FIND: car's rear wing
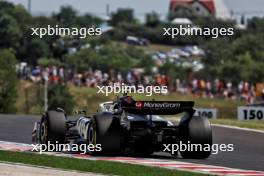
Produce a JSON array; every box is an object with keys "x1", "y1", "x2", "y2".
[{"x1": 121, "y1": 101, "x2": 194, "y2": 115}]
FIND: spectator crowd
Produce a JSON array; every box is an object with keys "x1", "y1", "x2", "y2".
[{"x1": 17, "y1": 64, "x2": 258, "y2": 104}]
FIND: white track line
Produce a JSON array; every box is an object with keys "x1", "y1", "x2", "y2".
[{"x1": 212, "y1": 124, "x2": 264, "y2": 134}]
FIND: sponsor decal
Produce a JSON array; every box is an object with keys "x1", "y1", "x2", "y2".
[
  {"x1": 142, "y1": 102, "x2": 181, "y2": 109},
  {"x1": 136, "y1": 101, "x2": 143, "y2": 109}
]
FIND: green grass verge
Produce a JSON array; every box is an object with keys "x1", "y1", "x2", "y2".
[{"x1": 0, "y1": 150, "x2": 208, "y2": 176}]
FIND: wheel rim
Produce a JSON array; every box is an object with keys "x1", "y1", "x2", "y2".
[
  {"x1": 88, "y1": 126, "x2": 96, "y2": 145},
  {"x1": 40, "y1": 120, "x2": 47, "y2": 143}
]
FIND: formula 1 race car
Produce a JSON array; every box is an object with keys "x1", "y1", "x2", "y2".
[{"x1": 32, "y1": 95, "x2": 212, "y2": 159}]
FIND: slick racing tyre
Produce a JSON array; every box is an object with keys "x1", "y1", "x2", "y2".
[
  {"x1": 179, "y1": 116, "x2": 212, "y2": 159},
  {"x1": 88, "y1": 119, "x2": 97, "y2": 146},
  {"x1": 133, "y1": 138, "x2": 154, "y2": 157},
  {"x1": 40, "y1": 110, "x2": 66, "y2": 144},
  {"x1": 93, "y1": 112, "x2": 121, "y2": 154},
  {"x1": 87, "y1": 118, "x2": 98, "y2": 155}
]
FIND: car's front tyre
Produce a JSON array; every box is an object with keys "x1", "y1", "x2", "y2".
[{"x1": 39, "y1": 110, "x2": 66, "y2": 144}]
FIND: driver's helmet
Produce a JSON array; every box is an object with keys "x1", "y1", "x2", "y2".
[{"x1": 119, "y1": 96, "x2": 136, "y2": 107}]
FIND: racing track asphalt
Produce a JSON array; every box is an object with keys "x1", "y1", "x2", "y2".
[{"x1": 0, "y1": 114, "x2": 263, "y2": 171}]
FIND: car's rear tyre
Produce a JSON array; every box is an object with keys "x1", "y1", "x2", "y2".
[
  {"x1": 93, "y1": 112, "x2": 121, "y2": 154},
  {"x1": 88, "y1": 121, "x2": 96, "y2": 146},
  {"x1": 40, "y1": 110, "x2": 66, "y2": 144},
  {"x1": 133, "y1": 145, "x2": 153, "y2": 157},
  {"x1": 179, "y1": 116, "x2": 212, "y2": 159},
  {"x1": 86, "y1": 118, "x2": 99, "y2": 155},
  {"x1": 132, "y1": 135, "x2": 154, "y2": 156}
]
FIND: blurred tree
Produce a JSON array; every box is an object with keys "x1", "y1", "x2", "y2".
[
  {"x1": 201, "y1": 38, "x2": 234, "y2": 80},
  {"x1": 232, "y1": 33, "x2": 264, "y2": 60},
  {"x1": 194, "y1": 16, "x2": 235, "y2": 29},
  {"x1": 8, "y1": 5, "x2": 32, "y2": 28},
  {"x1": 0, "y1": 2, "x2": 31, "y2": 51},
  {"x1": 48, "y1": 84, "x2": 75, "y2": 114},
  {"x1": 23, "y1": 38, "x2": 51, "y2": 65},
  {"x1": 248, "y1": 17, "x2": 264, "y2": 32},
  {"x1": 75, "y1": 13, "x2": 102, "y2": 27},
  {"x1": 0, "y1": 49, "x2": 18, "y2": 113},
  {"x1": 0, "y1": 2, "x2": 31, "y2": 28},
  {"x1": 38, "y1": 57, "x2": 63, "y2": 67},
  {"x1": 0, "y1": 1, "x2": 14, "y2": 10},
  {"x1": 160, "y1": 61, "x2": 190, "y2": 80},
  {"x1": 53, "y1": 6, "x2": 77, "y2": 27},
  {"x1": 64, "y1": 43, "x2": 152, "y2": 73},
  {"x1": 219, "y1": 52, "x2": 264, "y2": 84},
  {"x1": 0, "y1": 14, "x2": 22, "y2": 48},
  {"x1": 201, "y1": 32, "x2": 264, "y2": 83},
  {"x1": 110, "y1": 8, "x2": 137, "y2": 26},
  {"x1": 145, "y1": 12, "x2": 160, "y2": 27}
]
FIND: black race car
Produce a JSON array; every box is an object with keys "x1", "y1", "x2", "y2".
[{"x1": 32, "y1": 95, "x2": 212, "y2": 159}]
